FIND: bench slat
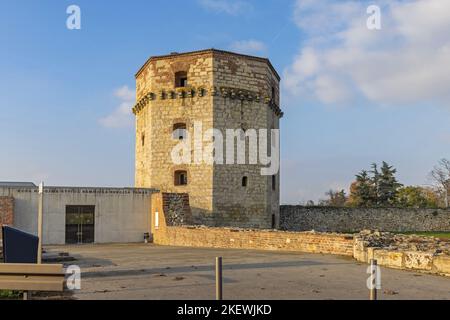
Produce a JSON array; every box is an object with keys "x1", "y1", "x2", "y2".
[
  {"x1": 0, "y1": 263, "x2": 65, "y2": 292},
  {"x1": 0, "y1": 278, "x2": 64, "y2": 291},
  {"x1": 0, "y1": 263, "x2": 63, "y2": 275}
]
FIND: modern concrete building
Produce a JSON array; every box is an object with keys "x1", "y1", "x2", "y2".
[{"x1": 0, "y1": 184, "x2": 157, "y2": 245}]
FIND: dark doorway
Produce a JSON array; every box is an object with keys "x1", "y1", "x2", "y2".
[{"x1": 65, "y1": 205, "x2": 95, "y2": 244}]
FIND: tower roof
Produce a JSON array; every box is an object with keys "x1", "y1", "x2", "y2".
[{"x1": 135, "y1": 48, "x2": 280, "y2": 81}]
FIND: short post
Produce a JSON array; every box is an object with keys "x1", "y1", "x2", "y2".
[
  {"x1": 37, "y1": 182, "x2": 44, "y2": 264},
  {"x1": 23, "y1": 291, "x2": 31, "y2": 300},
  {"x1": 369, "y1": 259, "x2": 378, "y2": 301},
  {"x1": 215, "y1": 257, "x2": 223, "y2": 300}
]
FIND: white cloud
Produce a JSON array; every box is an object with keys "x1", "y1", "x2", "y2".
[
  {"x1": 229, "y1": 39, "x2": 267, "y2": 55},
  {"x1": 99, "y1": 86, "x2": 135, "y2": 129},
  {"x1": 197, "y1": 0, "x2": 252, "y2": 16},
  {"x1": 284, "y1": 0, "x2": 450, "y2": 107}
]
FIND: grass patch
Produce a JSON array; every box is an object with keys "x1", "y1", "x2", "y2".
[
  {"x1": 394, "y1": 232, "x2": 450, "y2": 240},
  {"x1": 0, "y1": 290, "x2": 22, "y2": 300}
]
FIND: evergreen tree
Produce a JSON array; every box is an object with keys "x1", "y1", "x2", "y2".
[
  {"x1": 352, "y1": 170, "x2": 375, "y2": 207},
  {"x1": 349, "y1": 162, "x2": 402, "y2": 207},
  {"x1": 377, "y1": 161, "x2": 402, "y2": 206}
]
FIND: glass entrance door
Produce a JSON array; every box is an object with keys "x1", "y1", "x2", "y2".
[{"x1": 65, "y1": 205, "x2": 95, "y2": 244}]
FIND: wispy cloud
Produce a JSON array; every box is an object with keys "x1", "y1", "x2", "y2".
[
  {"x1": 229, "y1": 39, "x2": 267, "y2": 55},
  {"x1": 197, "y1": 0, "x2": 252, "y2": 16},
  {"x1": 284, "y1": 0, "x2": 450, "y2": 107},
  {"x1": 99, "y1": 86, "x2": 135, "y2": 129}
]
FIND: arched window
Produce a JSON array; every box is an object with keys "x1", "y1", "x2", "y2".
[
  {"x1": 141, "y1": 133, "x2": 145, "y2": 147},
  {"x1": 174, "y1": 170, "x2": 188, "y2": 186},
  {"x1": 173, "y1": 123, "x2": 187, "y2": 140},
  {"x1": 242, "y1": 176, "x2": 248, "y2": 187},
  {"x1": 175, "y1": 71, "x2": 188, "y2": 88}
]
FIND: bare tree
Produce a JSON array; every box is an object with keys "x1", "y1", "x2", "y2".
[{"x1": 430, "y1": 158, "x2": 450, "y2": 208}]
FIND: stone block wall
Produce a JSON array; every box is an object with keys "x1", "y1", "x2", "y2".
[
  {"x1": 153, "y1": 226, "x2": 354, "y2": 256},
  {"x1": 0, "y1": 196, "x2": 14, "y2": 239},
  {"x1": 353, "y1": 231, "x2": 450, "y2": 276},
  {"x1": 150, "y1": 192, "x2": 353, "y2": 256},
  {"x1": 150, "y1": 193, "x2": 450, "y2": 276},
  {"x1": 280, "y1": 206, "x2": 450, "y2": 232},
  {"x1": 161, "y1": 193, "x2": 193, "y2": 226}
]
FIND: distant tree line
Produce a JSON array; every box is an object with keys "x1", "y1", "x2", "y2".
[{"x1": 309, "y1": 159, "x2": 450, "y2": 208}]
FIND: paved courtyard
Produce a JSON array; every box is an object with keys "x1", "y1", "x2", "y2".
[{"x1": 46, "y1": 244, "x2": 450, "y2": 300}]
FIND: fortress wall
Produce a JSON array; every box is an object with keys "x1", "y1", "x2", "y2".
[{"x1": 280, "y1": 206, "x2": 450, "y2": 232}]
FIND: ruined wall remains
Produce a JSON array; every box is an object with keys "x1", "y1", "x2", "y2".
[
  {"x1": 0, "y1": 196, "x2": 14, "y2": 240},
  {"x1": 353, "y1": 230, "x2": 450, "y2": 276},
  {"x1": 280, "y1": 206, "x2": 450, "y2": 232},
  {"x1": 151, "y1": 193, "x2": 450, "y2": 276},
  {"x1": 135, "y1": 49, "x2": 282, "y2": 228},
  {"x1": 161, "y1": 193, "x2": 193, "y2": 226}
]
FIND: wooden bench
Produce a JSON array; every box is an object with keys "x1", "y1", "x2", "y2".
[{"x1": 0, "y1": 263, "x2": 65, "y2": 299}]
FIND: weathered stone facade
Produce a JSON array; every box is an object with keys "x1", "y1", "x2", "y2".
[
  {"x1": 134, "y1": 49, "x2": 282, "y2": 228},
  {"x1": 280, "y1": 206, "x2": 450, "y2": 232},
  {"x1": 161, "y1": 193, "x2": 193, "y2": 226},
  {"x1": 0, "y1": 196, "x2": 14, "y2": 240}
]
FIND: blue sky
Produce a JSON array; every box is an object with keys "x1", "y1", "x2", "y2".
[{"x1": 1, "y1": 0, "x2": 450, "y2": 204}]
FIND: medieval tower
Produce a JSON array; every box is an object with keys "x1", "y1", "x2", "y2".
[{"x1": 133, "y1": 49, "x2": 282, "y2": 229}]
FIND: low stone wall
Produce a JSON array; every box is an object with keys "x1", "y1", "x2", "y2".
[
  {"x1": 153, "y1": 226, "x2": 354, "y2": 256},
  {"x1": 151, "y1": 192, "x2": 354, "y2": 256},
  {"x1": 353, "y1": 231, "x2": 450, "y2": 276},
  {"x1": 150, "y1": 193, "x2": 450, "y2": 276},
  {"x1": 280, "y1": 206, "x2": 450, "y2": 232}
]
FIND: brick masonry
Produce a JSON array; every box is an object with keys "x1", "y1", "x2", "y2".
[
  {"x1": 151, "y1": 192, "x2": 353, "y2": 256},
  {"x1": 280, "y1": 206, "x2": 450, "y2": 232}
]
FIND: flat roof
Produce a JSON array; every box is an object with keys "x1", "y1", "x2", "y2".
[
  {"x1": 0, "y1": 184, "x2": 159, "y2": 194},
  {"x1": 0, "y1": 181, "x2": 36, "y2": 187},
  {"x1": 135, "y1": 48, "x2": 281, "y2": 81}
]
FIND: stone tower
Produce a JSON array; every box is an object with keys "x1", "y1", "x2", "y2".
[{"x1": 133, "y1": 49, "x2": 282, "y2": 229}]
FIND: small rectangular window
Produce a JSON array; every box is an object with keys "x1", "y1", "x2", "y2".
[
  {"x1": 272, "y1": 175, "x2": 276, "y2": 190},
  {"x1": 174, "y1": 170, "x2": 188, "y2": 186},
  {"x1": 175, "y1": 71, "x2": 188, "y2": 88}
]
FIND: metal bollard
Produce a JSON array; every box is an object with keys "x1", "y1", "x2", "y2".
[
  {"x1": 216, "y1": 257, "x2": 223, "y2": 300},
  {"x1": 369, "y1": 259, "x2": 378, "y2": 301}
]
